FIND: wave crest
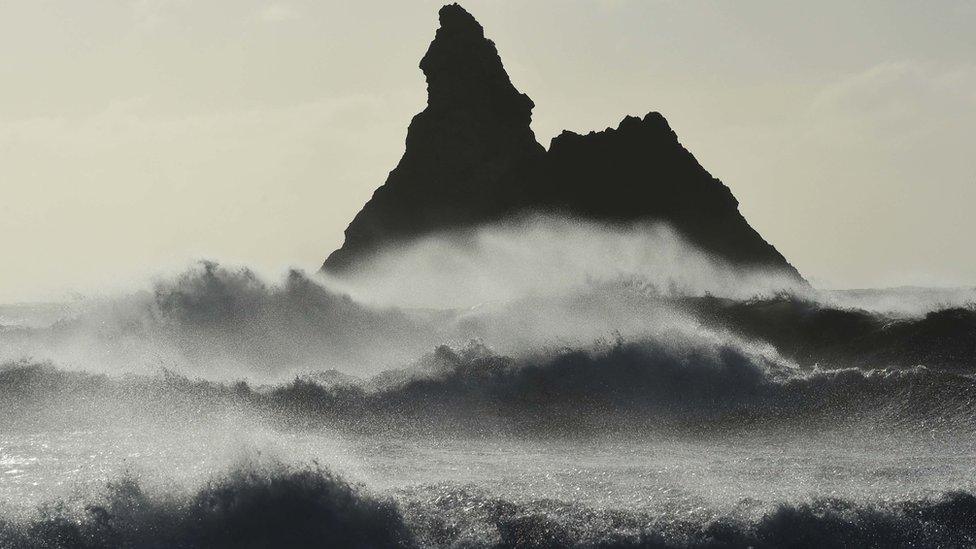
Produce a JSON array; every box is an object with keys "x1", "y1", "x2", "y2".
[
  {"x1": 0, "y1": 463, "x2": 413, "y2": 549},
  {"x1": 5, "y1": 335, "x2": 974, "y2": 436},
  {"x1": 3, "y1": 464, "x2": 975, "y2": 548}
]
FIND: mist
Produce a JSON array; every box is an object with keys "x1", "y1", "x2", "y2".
[
  {"x1": 1, "y1": 214, "x2": 974, "y2": 546},
  {"x1": 3, "y1": 216, "x2": 974, "y2": 384},
  {"x1": 323, "y1": 215, "x2": 808, "y2": 309}
]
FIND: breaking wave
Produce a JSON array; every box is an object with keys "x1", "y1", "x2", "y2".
[
  {"x1": 0, "y1": 463, "x2": 413, "y2": 549},
  {"x1": 1, "y1": 224, "x2": 975, "y2": 548},
  {"x1": 3, "y1": 236, "x2": 974, "y2": 386},
  {"x1": 400, "y1": 484, "x2": 976, "y2": 548},
  {"x1": 4, "y1": 334, "x2": 974, "y2": 437},
  {"x1": 1, "y1": 463, "x2": 974, "y2": 549},
  {"x1": 0, "y1": 262, "x2": 437, "y2": 380}
]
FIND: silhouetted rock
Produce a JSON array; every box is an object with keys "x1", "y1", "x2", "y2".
[
  {"x1": 531, "y1": 113, "x2": 800, "y2": 276},
  {"x1": 322, "y1": 3, "x2": 544, "y2": 272},
  {"x1": 322, "y1": 4, "x2": 802, "y2": 281}
]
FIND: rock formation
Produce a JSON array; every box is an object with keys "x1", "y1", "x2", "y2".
[
  {"x1": 322, "y1": 3, "x2": 803, "y2": 282},
  {"x1": 530, "y1": 113, "x2": 800, "y2": 276},
  {"x1": 322, "y1": 4, "x2": 544, "y2": 272}
]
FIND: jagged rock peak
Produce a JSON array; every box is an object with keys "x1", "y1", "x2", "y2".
[
  {"x1": 435, "y1": 3, "x2": 483, "y2": 36},
  {"x1": 420, "y1": 3, "x2": 534, "y2": 122},
  {"x1": 320, "y1": 3, "x2": 544, "y2": 273}
]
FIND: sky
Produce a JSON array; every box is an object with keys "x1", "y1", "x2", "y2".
[{"x1": 1, "y1": 0, "x2": 974, "y2": 302}]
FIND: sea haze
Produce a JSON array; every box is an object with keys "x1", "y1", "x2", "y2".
[{"x1": 2, "y1": 224, "x2": 975, "y2": 546}]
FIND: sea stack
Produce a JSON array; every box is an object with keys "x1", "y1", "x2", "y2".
[{"x1": 322, "y1": 3, "x2": 803, "y2": 282}]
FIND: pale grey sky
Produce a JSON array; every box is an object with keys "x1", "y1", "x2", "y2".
[{"x1": 1, "y1": 1, "x2": 974, "y2": 302}]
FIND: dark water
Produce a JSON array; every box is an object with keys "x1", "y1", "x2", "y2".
[
  {"x1": 1, "y1": 265, "x2": 975, "y2": 547},
  {"x1": 1, "y1": 355, "x2": 974, "y2": 548},
  {"x1": 1, "y1": 424, "x2": 975, "y2": 548}
]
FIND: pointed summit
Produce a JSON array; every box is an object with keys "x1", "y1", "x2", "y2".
[
  {"x1": 321, "y1": 3, "x2": 544, "y2": 272},
  {"x1": 420, "y1": 4, "x2": 534, "y2": 126},
  {"x1": 435, "y1": 3, "x2": 481, "y2": 31},
  {"x1": 322, "y1": 5, "x2": 803, "y2": 282}
]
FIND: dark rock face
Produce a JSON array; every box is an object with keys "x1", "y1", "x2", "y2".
[
  {"x1": 322, "y1": 3, "x2": 802, "y2": 281},
  {"x1": 530, "y1": 113, "x2": 801, "y2": 277},
  {"x1": 322, "y1": 4, "x2": 544, "y2": 272}
]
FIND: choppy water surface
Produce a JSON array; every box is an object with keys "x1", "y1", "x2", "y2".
[
  {"x1": 4, "y1": 428, "x2": 973, "y2": 503},
  {"x1": 1, "y1": 420, "x2": 975, "y2": 547},
  {"x1": 2, "y1": 268, "x2": 975, "y2": 547}
]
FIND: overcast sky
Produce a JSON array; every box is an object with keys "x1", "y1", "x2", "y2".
[{"x1": 2, "y1": 0, "x2": 974, "y2": 302}]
